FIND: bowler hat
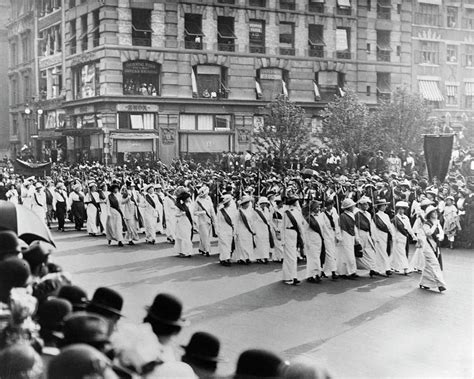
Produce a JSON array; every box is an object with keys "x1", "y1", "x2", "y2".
[
  {"x1": 22, "y1": 241, "x2": 51, "y2": 271},
  {"x1": 62, "y1": 312, "x2": 110, "y2": 345},
  {"x1": 0, "y1": 230, "x2": 21, "y2": 259},
  {"x1": 87, "y1": 287, "x2": 124, "y2": 318},
  {"x1": 0, "y1": 343, "x2": 43, "y2": 379},
  {"x1": 235, "y1": 349, "x2": 285, "y2": 378},
  {"x1": 58, "y1": 285, "x2": 89, "y2": 311},
  {"x1": 182, "y1": 332, "x2": 225, "y2": 364},
  {"x1": 145, "y1": 293, "x2": 188, "y2": 327},
  {"x1": 37, "y1": 297, "x2": 73, "y2": 333},
  {"x1": 0, "y1": 258, "x2": 31, "y2": 290}
]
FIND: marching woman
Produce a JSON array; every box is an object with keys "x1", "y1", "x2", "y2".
[
  {"x1": 419, "y1": 205, "x2": 447, "y2": 292},
  {"x1": 53, "y1": 182, "x2": 68, "y2": 232},
  {"x1": 140, "y1": 184, "x2": 159, "y2": 244},
  {"x1": 120, "y1": 185, "x2": 140, "y2": 245},
  {"x1": 68, "y1": 183, "x2": 86, "y2": 231},
  {"x1": 164, "y1": 186, "x2": 177, "y2": 244},
  {"x1": 373, "y1": 198, "x2": 394, "y2": 276},
  {"x1": 106, "y1": 183, "x2": 125, "y2": 247},
  {"x1": 391, "y1": 201, "x2": 417, "y2": 275},
  {"x1": 84, "y1": 182, "x2": 102, "y2": 236},
  {"x1": 338, "y1": 199, "x2": 359, "y2": 280},
  {"x1": 281, "y1": 195, "x2": 303, "y2": 285},
  {"x1": 98, "y1": 183, "x2": 109, "y2": 236},
  {"x1": 318, "y1": 199, "x2": 341, "y2": 280},
  {"x1": 271, "y1": 196, "x2": 285, "y2": 263},
  {"x1": 409, "y1": 198, "x2": 433, "y2": 272},
  {"x1": 302, "y1": 200, "x2": 324, "y2": 284},
  {"x1": 355, "y1": 196, "x2": 380, "y2": 277},
  {"x1": 32, "y1": 182, "x2": 47, "y2": 226},
  {"x1": 175, "y1": 188, "x2": 194, "y2": 258},
  {"x1": 6, "y1": 183, "x2": 19, "y2": 204},
  {"x1": 217, "y1": 194, "x2": 235, "y2": 266},
  {"x1": 194, "y1": 185, "x2": 216, "y2": 257},
  {"x1": 234, "y1": 195, "x2": 256, "y2": 265},
  {"x1": 254, "y1": 197, "x2": 274, "y2": 264}
]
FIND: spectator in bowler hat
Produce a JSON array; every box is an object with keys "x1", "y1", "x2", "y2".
[
  {"x1": 86, "y1": 287, "x2": 124, "y2": 336},
  {"x1": 57, "y1": 285, "x2": 88, "y2": 312},
  {"x1": 182, "y1": 331, "x2": 225, "y2": 378},
  {"x1": 234, "y1": 349, "x2": 286, "y2": 378},
  {"x1": 0, "y1": 230, "x2": 22, "y2": 261}
]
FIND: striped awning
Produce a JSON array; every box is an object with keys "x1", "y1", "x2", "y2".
[
  {"x1": 465, "y1": 82, "x2": 474, "y2": 96},
  {"x1": 446, "y1": 85, "x2": 458, "y2": 97},
  {"x1": 418, "y1": 80, "x2": 444, "y2": 102}
]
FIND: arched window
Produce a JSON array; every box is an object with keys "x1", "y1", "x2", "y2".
[{"x1": 123, "y1": 60, "x2": 161, "y2": 96}]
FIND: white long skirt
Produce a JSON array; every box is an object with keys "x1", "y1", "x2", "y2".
[
  {"x1": 420, "y1": 245, "x2": 446, "y2": 288},
  {"x1": 337, "y1": 231, "x2": 357, "y2": 275},
  {"x1": 282, "y1": 230, "x2": 298, "y2": 281},
  {"x1": 356, "y1": 230, "x2": 377, "y2": 271},
  {"x1": 305, "y1": 231, "x2": 322, "y2": 278},
  {"x1": 86, "y1": 204, "x2": 100, "y2": 235}
]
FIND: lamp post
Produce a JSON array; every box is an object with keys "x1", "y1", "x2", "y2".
[{"x1": 23, "y1": 101, "x2": 44, "y2": 160}]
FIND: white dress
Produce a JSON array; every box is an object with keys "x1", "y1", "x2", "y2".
[
  {"x1": 31, "y1": 191, "x2": 47, "y2": 224},
  {"x1": 140, "y1": 193, "x2": 159, "y2": 243},
  {"x1": 373, "y1": 210, "x2": 394, "y2": 273},
  {"x1": 234, "y1": 207, "x2": 255, "y2": 262},
  {"x1": 420, "y1": 222, "x2": 447, "y2": 288},
  {"x1": 281, "y1": 206, "x2": 304, "y2": 281},
  {"x1": 164, "y1": 195, "x2": 177, "y2": 241},
  {"x1": 106, "y1": 194, "x2": 124, "y2": 243},
  {"x1": 194, "y1": 196, "x2": 215, "y2": 254},
  {"x1": 85, "y1": 191, "x2": 101, "y2": 235},
  {"x1": 254, "y1": 207, "x2": 271, "y2": 260},
  {"x1": 304, "y1": 215, "x2": 323, "y2": 279},
  {"x1": 337, "y1": 211, "x2": 357, "y2": 276},
  {"x1": 318, "y1": 210, "x2": 340, "y2": 274},
  {"x1": 175, "y1": 208, "x2": 193, "y2": 256},
  {"x1": 217, "y1": 207, "x2": 235, "y2": 261},
  {"x1": 355, "y1": 210, "x2": 377, "y2": 271},
  {"x1": 391, "y1": 214, "x2": 415, "y2": 273}
]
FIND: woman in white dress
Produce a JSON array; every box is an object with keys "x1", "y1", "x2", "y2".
[
  {"x1": 234, "y1": 196, "x2": 255, "y2": 265},
  {"x1": 85, "y1": 182, "x2": 102, "y2": 236},
  {"x1": 120, "y1": 185, "x2": 140, "y2": 245},
  {"x1": 254, "y1": 197, "x2": 273, "y2": 264},
  {"x1": 216, "y1": 194, "x2": 235, "y2": 266},
  {"x1": 140, "y1": 184, "x2": 159, "y2": 244},
  {"x1": 302, "y1": 201, "x2": 323, "y2": 283},
  {"x1": 373, "y1": 198, "x2": 394, "y2": 276},
  {"x1": 175, "y1": 189, "x2": 194, "y2": 258},
  {"x1": 391, "y1": 201, "x2": 417, "y2": 275},
  {"x1": 106, "y1": 184, "x2": 124, "y2": 247},
  {"x1": 419, "y1": 206, "x2": 447, "y2": 292},
  {"x1": 338, "y1": 198, "x2": 358, "y2": 279},
  {"x1": 281, "y1": 196, "x2": 303, "y2": 285}
]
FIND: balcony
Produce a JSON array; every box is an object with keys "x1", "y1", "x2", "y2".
[
  {"x1": 308, "y1": 45, "x2": 324, "y2": 58},
  {"x1": 336, "y1": 51, "x2": 351, "y2": 59},
  {"x1": 185, "y1": 40, "x2": 203, "y2": 50},
  {"x1": 280, "y1": 1, "x2": 296, "y2": 10},
  {"x1": 414, "y1": 13, "x2": 442, "y2": 26},
  {"x1": 249, "y1": 45, "x2": 266, "y2": 54},
  {"x1": 218, "y1": 42, "x2": 235, "y2": 52},
  {"x1": 279, "y1": 47, "x2": 295, "y2": 56}
]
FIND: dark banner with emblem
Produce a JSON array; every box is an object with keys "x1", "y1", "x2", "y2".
[{"x1": 423, "y1": 135, "x2": 454, "y2": 183}]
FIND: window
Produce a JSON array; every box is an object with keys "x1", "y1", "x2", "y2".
[
  {"x1": 80, "y1": 15, "x2": 88, "y2": 51},
  {"x1": 465, "y1": 82, "x2": 474, "y2": 108},
  {"x1": 92, "y1": 10, "x2": 100, "y2": 47},
  {"x1": 40, "y1": 0, "x2": 61, "y2": 16},
  {"x1": 179, "y1": 114, "x2": 233, "y2": 131},
  {"x1": 193, "y1": 65, "x2": 228, "y2": 99},
  {"x1": 257, "y1": 68, "x2": 289, "y2": 101},
  {"x1": 419, "y1": 41, "x2": 439, "y2": 65},
  {"x1": 466, "y1": 96, "x2": 473, "y2": 108},
  {"x1": 217, "y1": 17, "x2": 236, "y2": 52},
  {"x1": 463, "y1": 9, "x2": 474, "y2": 29},
  {"x1": 415, "y1": 4, "x2": 440, "y2": 26},
  {"x1": 69, "y1": 0, "x2": 75, "y2": 8},
  {"x1": 23, "y1": 74, "x2": 30, "y2": 101},
  {"x1": 279, "y1": 22, "x2": 295, "y2": 55},
  {"x1": 12, "y1": 116, "x2": 18, "y2": 136},
  {"x1": 118, "y1": 113, "x2": 155, "y2": 130},
  {"x1": 447, "y1": 7, "x2": 457, "y2": 28},
  {"x1": 377, "y1": 0, "x2": 391, "y2": 20},
  {"x1": 21, "y1": 33, "x2": 30, "y2": 62},
  {"x1": 40, "y1": 25, "x2": 62, "y2": 56},
  {"x1": 377, "y1": 72, "x2": 391, "y2": 102},
  {"x1": 217, "y1": 0, "x2": 235, "y2": 3},
  {"x1": 72, "y1": 62, "x2": 100, "y2": 99},
  {"x1": 447, "y1": 45, "x2": 457, "y2": 63},
  {"x1": 249, "y1": 20, "x2": 265, "y2": 53},
  {"x1": 280, "y1": 0, "x2": 295, "y2": 10},
  {"x1": 10, "y1": 41, "x2": 17, "y2": 67},
  {"x1": 71, "y1": 114, "x2": 98, "y2": 129},
  {"x1": 315, "y1": 71, "x2": 345, "y2": 101},
  {"x1": 249, "y1": 0, "x2": 266, "y2": 6},
  {"x1": 132, "y1": 8, "x2": 152, "y2": 47},
  {"x1": 465, "y1": 45, "x2": 474, "y2": 67},
  {"x1": 10, "y1": 77, "x2": 18, "y2": 105},
  {"x1": 376, "y1": 30, "x2": 391, "y2": 62},
  {"x1": 123, "y1": 60, "x2": 160, "y2": 96},
  {"x1": 308, "y1": 24, "x2": 325, "y2": 57},
  {"x1": 445, "y1": 84, "x2": 458, "y2": 106},
  {"x1": 336, "y1": 0, "x2": 352, "y2": 15},
  {"x1": 309, "y1": 0, "x2": 325, "y2": 13},
  {"x1": 69, "y1": 20, "x2": 77, "y2": 54},
  {"x1": 336, "y1": 28, "x2": 351, "y2": 59},
  {"x1": 184, "y1": 14, "x2": 204, "y2": 50}
]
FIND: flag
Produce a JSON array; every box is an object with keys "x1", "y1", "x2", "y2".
[
  {"x1": 423, "y1": 134, "x2": 454, "y2": 182},
  {"x1": 282, "y1": 79, "x2": 288, "y2": 97},
  {"x1": 313, "y1": 81, "x2": 321, "y2": 101},
  {"x1": 255, "y1": 80, "x2": 262, "y2": 98},
  {"x1": 191, "y1": 69, "x2": 198, "y2": 97},
  {"x1": 338, "y1": 87, "x2": 346, "y2": 97}
]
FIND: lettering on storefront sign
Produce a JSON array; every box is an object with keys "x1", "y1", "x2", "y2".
[
  {"x1": 70, "y1": 52, "x2": 99, "y2": 66},
  {"x1": 123, "y1": 60, "x2": 160, "y2": 75},
  {"x1": 74, "y1": 105, "x2": 95, "y2": 114},
  {"x1": 259, "y1": 68, "x2": 282, "y2": 80},
  {"x1": 116, "y1": 104, "x2": 159, "y2": 113},
  {"x1": 39, "y1": 54, "x2": 62, "y2": 69}
]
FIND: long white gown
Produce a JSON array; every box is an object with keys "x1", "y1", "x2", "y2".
[
  {"x1": 106, "y1": 193, "x2": 123, "y2": 243},
  {"x1": 303, "y1": 215, "x2": 323, "y2": 279},
  {"x1": 234, "y1": 207, "x2": 255, "y2": 262},
  {"x1": 420, "y1": 222, "x2": 447, "y2": 288},
  {"x1": 85, "y1": 191, "x2": 101, "y2": 235},
  {"x1": 337, "y1": 211, "x2": 357, "y2": 276},
  {"x1": 355, "y1": 210, "x2": 377, "y2": 271},
  {"x1": 373, "y1": 210, "x2": 393, "y2": 274},
  {"x1": 391, "y1": 213, "x2": 415, "y2": 273},
  {"x1": 254, "y1": 207, "x2": 271, "y2": 260},
  {"x1": 140, "y1": 193, "x2": 159, "y2": 243},
  {"x1": 217, "y1": 207, "x2": 235, "y2": 261},
  {"x1": 281, "y1": 206, "x2": 304, "y2": 281},
  {"x1": 194, "y1": 196, "x2": 215, "y2": 254},
  {"x1": 318, "y1": 210, "x2": 340, "y2": 275}
]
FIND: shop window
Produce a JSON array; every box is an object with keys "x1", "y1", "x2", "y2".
[
  {"x1": 279, "y1": 22, "x2": 295, "y2": 55},
  {"x1": 377, "y1": 0, "x2": 391, "y2": 20},
  {"x1": 69, "y1": 20, "x2": 77, "y2": 54},
  {"x1": 415, "y1": 4, "x2": 440, "y2": 27},
  {"x1": 308, "y1": 24, "x2": 325, "y2": 57},
  {"x1": 257, "y1": 68, "x2": 289, "y2": 101},
  {"x1": 376, "y1": 72, "x2": 391, "y2": 102},
  {"x1": 179, "y1": 114, "x2": 233, "y2": 131},
  {"x1": 118, "y1": 113, "x2": 155, "y2": 130},
  {"x1": 185, "y1": 14, "x2": 204, "y2": 50},
  {"x1": 417, "y1": 41, "x2": 439, "y2": 65},
  {"x1": 336, "y1": 28, "x2": 351, "y2": 59},
  {"x1": 376, "y1": 30, "x2": 391, "y2": 62},
  {"x1": 315, "y1": 71, "x2": 345, "y2": 101},
  {"x1": 336, "y1": 0, "x2": 351, "y2": 16},
  {"x1": 72, "y1": 62, "x2": 100, "y2": 99},
  {"x1": 123, "y1": 60, "x2": 160, "y2": 96},
  {"x1": 217, "y1": 17, "x2": 236, "y2": 52},
  {"x1": 309, "y1": 0, "x2": 325, "y2": 14},
  {"x1": 192, "y1": 65, "x2": 229, "y2": 99},
  {"x1": 447, "y1": 45, "x2": 457, "y2": 63},
  {"x1": 447, "y1": 7, "x2": 457, "y2": 28},
  {"x1": 132, "y1": 8, "x2": 152, "y2": 47},
  {"x1": 280, "y1": 0, "x2": 295, "y2": 10},
  {"x1": 249, "y1": 19, "x2": 265, "y2": 54}
]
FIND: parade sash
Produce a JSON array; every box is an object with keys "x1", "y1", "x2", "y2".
[
  {"x1": 109, "y1": 193, "x2": 127, "y2": 231},
  {"x1": 355, "y1": 211, "x2": 371, "y2": 234},
  {"x1": 393, "y1": 215, "x2": 409, "y2": 237},
  {"x1": 221, "y1": 208, "x2": 235, "y2": 252},
  {"x1": 89, "y1": 192, "x2": 103, "y2": 230},
  {"x1": 145, "y1": 194, "x2": 156, "y2": 210},
  {"x1": 157, "y1": 195, "x2": 166, "y2": 229},
  {"x1": 339, "y1": 212, "x2": 355, "y2": 237},
  {"x1": 45, "y1": 188, "x2": 53, "y2": 205},
  {"x1": 255, "y1": 209, "x2": 275, "y2": 249},
  {"x1": 239, "y1": 209, "x2": 256, "y2": 248},
  {"x1": 197, "y1": 199, "x2": 217, "y2": 237},
  {"x1": 55, "y1": 190, "x2": 66, "y2": 203},
  {"x1": 34, "y1": 193, "x2": 43, "y2": 207},
  {"x1": 324, "y1": 211, "x2": 335, "y2": 230},
  {"x1": 308, "y1": 214, "x2": 326, "y2": 265},
  {"x1": 184, "y1": 205, "x2": 194, "y2": 240},
  {"x1": 285, "y1": 209, "x2": 304, "y2": 249},
  {"x1": 131, "y1": 194, "x2": 143, "y2": 228},
  {"x1": 425, "y1": 220, "x2": 443, "y2": 270},
  {"x1": 374, "y1": 213, "x2": 389, "y2": 234}
]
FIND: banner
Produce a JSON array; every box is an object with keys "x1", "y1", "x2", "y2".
[
  {"x1": 423, "y1": 134, "x2": 454, "y2": 182},
  {"x1": 14, "y1": 159, "x2": 52, "y2": 177}
]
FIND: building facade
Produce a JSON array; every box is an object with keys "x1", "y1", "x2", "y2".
[
  {"x1": 412, "y1": 0, "x2": 474, "y2": 137},
  {"x1": 0, "y1": 0, "x2": 10, "y2": 157},
  {"x1": 9, "y1": 0, "x2": 472, "y2": 164}
]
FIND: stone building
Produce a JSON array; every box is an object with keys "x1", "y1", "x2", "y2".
[{"x1": 0, "y1": 0, "x2": 10, "y2": 157}]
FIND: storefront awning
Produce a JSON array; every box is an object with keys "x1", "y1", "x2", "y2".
[
  {"x1": 337, "y1": 0, "x2": 351, "y2": 8},
  {"x1": 110, "y1": 133, "x2": 159, "y2": 140},
  {"x1": 417, "y1": 0, "x2": 441, "y2": 4},
  {"x1": 418, "y1": 80, "x2": 444, "y2": 102},
  {"x1": 465, "y1": 82, "x2": 474, "y2": 96}
]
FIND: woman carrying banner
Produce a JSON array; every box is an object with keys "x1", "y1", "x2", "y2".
[
  {"x1": 106, "y1": 184, "x2": 124, "y2": 247},
  {"x1": 419, "y1": 206, "x2": 447, "y2": 292}
]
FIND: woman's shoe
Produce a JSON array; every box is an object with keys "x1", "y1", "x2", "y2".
[
  {"x1": 369, "y1": 270, "x2": 377, "y2": 278},
  {"x1": 128, "y1": 241, "x2": 135, "y2": 246},
  {"x1": 118, "y1": 242, "x2": 124, "y2": 247},
  {"x1": 386, "y1": 270, "x2": 393, "y2": 276},
  {"x1": 292, "y1": 278, "x2": 301, "y2": 286},
  {"x1": 108, "y1": 240, "x2": 111, "y2": 245},
  {"x1": 438, "y1": 286, "x2": 447, "y2": 292},
  {"x1": 419, "y1": 285, "x2": 430, "y2": 290}
]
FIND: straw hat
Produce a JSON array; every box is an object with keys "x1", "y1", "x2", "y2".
[{"x1": 341, "y1": 198, "x2": 356, "y2": 209}]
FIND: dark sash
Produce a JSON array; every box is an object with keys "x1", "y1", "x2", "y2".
[
  {"x1": 425, "y1": 220, "x2": 443, "y2": 270},
  {"x1": 221, "y1": 208, "x2": 235, "y2": 252},
  {"x1": 255, "y1": 209, "x2": 275, "y2": 249},
  {"x1": 34, "y1": 193, "x2": 43, "y2": 207},
  {"x1": 339, "y1": 212, "x2": 355, "y2": 237},
  {"x1": 145, "y1": 194, "x2": 156, "y2": 210},
  {"x1": 157, "y1": 195, "x2": 166, "y2": 229},
  {"x1": 89, "y1": 192, "x2": 103, "y2": 230},
  {"x1": 45, "y1": 188, "x2": 53, "y2": 205},
  {"x1": 131, "y1": 193, "x2": 143, "y2": 228},
  {"x1": 109, "y1": 193, "x2": 127, "y2": 231},
  {"x1": 197, "y1": 199, "x2": 216, "y2": 237},
  {"x1": 55, "y1": 190, "x2": 66, "y2": 202},
  {"x1": 308, "y1": 214, "x2": 326, "y2": 265},
  {"x1": 239, "y1": 209, "x2": 256, "y2": 248},
  {"x1": 324, "y1": 211, "x2": 336, "y2": 230},
  {"x1": 393, "y1": 215, "x2": 409, "y2": 237},
  {"x1": 375, "y1": 213, "x2": 392, "y2": 256},
  {"x1": 285, "y1": 209, "x2": 304, "y2": 249},
  {"x1": 355, "y1": 211, "x2": 371, "y2": 234}
]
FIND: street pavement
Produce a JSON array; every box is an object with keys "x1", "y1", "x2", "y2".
[{"x1": 52, "y1": 229, "x2": 473, "y2": 378}]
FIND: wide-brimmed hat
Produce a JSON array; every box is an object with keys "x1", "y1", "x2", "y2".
[
  {"x1": 182, "y1": 332, "x2": 226, "y2": 363},
  {"x1": 88, "y1": 181, "x2": 97, "y2": 188},
  {"x1": 220, "y1": 194, "x2": 233, "y2": 205},
  {"x1": 86, "y1": 287, "x2": 124, "y2": 318},
  {"x1": 308, "y1": 200, "x2": 322, "y2": 213},
  {"x1": 35, "y1": 182, "x2": 43, "y2": 189},
  {"x1": 341, "y1": 198, "x2": 356, "y2": 209},
  {"x1": 395, "y1": 201, "x2": 409, "y2": 208},
  {"x1": 258, "y1": 196, "x2": 270, "y2": 205},
  {"x1": 424, "y1": 205, "x2": 438, "y2": 219},
  {"x1": 445, "y1": 195, "x2": 454, "y2": 202},
  {"x1": 62, "y1": 312, "x2": 110, "y2": 345},
  {"x1": 375, "y1": 198, "x2": 390, "y2": 207},
  {"x1": 238, "y1": 195, "x2": 253, "y2": 206},
  {"x1": 400, "y1": 179, "x2": 411, "y2": 187},
  {"x1": 357, "y1": 196, "x2": 372, "y2": 205},
  {"x1": 235, "y1": 349, "x2": 285, "y2": 378},
  {"x1": 145, "y1": 293, "x2": 189, "y2": 327}
]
